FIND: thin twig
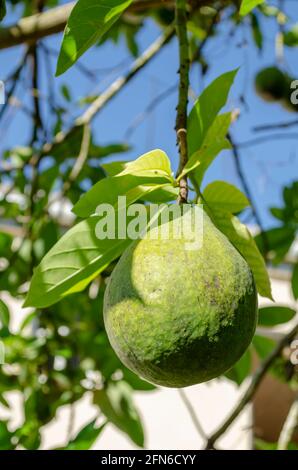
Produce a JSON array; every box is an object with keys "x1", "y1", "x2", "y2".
[
  {"x1": 228, "y1": 132, "x2": 269, "y2": 255},
  {"x1": 41, "y1": 25, "x2": 175, "y2": 157},
  {"x1": 67, "y1": 403, "x2": 76, "y2": 442},
  {"x1": 205, "y1": 319, "x2": 298, "y2": 449},
  {"x1": 253, "y1": 119, "x2": 298, "y2": 132},
  {"x1": 175, "y1": 0, "x2": 190, "y2": 204},
  {"x1": 0, "y1": 49, "x2": 29, "y2": 122},
  {"x1": 178, "y1": 389, "x2": 207, "y2": 441},
  {"x1": 47, "y1": 124, "x2": 91, "y2": 210},
  {"x1": 125, "y1": 83, "x2": 177, "y2": 140},
  {"x1": 277, "y1": 394, "x2": 298, "y2": 450},
  {"x1": 236, "y1": 133, "x2": 298, "y2": 148}
]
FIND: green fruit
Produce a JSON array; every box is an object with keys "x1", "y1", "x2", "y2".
[
  {"x1": 104, "y1": 208, "x2": 258, "y2": 388},
  {"x1": 255, "y1": 67, "x2": 287, "y2": 102},
  {"x1": 281, "y1": 74, "x2": 298, "y2": 113},
  {"x1": 153, "y1": 8, "x2": 175, "y2": 27}
]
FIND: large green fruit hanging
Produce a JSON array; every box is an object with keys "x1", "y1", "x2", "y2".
[{"x1": 104, "y1": 208, "x2": 258, "y2": 388}]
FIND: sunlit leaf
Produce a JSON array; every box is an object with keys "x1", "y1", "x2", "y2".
[
  {"x1": 187, "y1": 69, "x2": 237, "y2": 158},
  {"x1": 56, "y1": 0, "x2": 133, "y2": 75},
  {"x1": 203, "y1": 181, "x2": 250, "y2": 213},
  {"x1": 240, "y1": 0, "x2": 265, "y2": 17},
  {"x1": 24, "y1": 217, "x2": 133, "y2": 308},
  {"x1": 73, "y1": 149, "x2": 174, "y2": 218}
]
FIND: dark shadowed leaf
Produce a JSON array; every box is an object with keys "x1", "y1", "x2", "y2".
[
  {"x1": 62, "y1": 419, "x2": 106, "y2": 450},
  {"x1": 225, "y1": 348, "x2": 252, "y2": 385},
  {"x1": 291, "y1": 264, "x2": 298, "y2": 300},
  {"x1": 253, "y1": 335, "x2": 276, "y2": 359},
  {"x1": 0, "y1": 0, "x2": 6, "y2": 22},
  {"x1": 258, "y1": 306, "x2": 296, "y2": 326},
  {"x1": 94, "y1": 381, "x2": 144, "y2": 447},
  {"x1": 0, "y1": 299, "x2": 9, "y2": 328},
  {"x1": 209, "y1": 209, "x2": 272, "y2": 299}
]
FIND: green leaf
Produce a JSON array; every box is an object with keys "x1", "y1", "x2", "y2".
[
  {"x1": 254, "y1": 438, "x2": 277, "y2": 450},
  {"x1": 62, "y1": 419, "x2": 106, "y2": 450},
  {"x1": 0, "y1": 0, "x2": 6, "y2": 21},
  {"x1": 187, "y1": 69, "x2": 237, "y2": 158},
  {"x1": 251, "y1": 12, "x2": 263, "y2": 51},
  {"x1": 182, "y1": 113, "x2": 232, "y2": 185},
  {"x1": 94, "y1": 381, "x2": 144, "y2": 447},
  {"x1": 122, "y1": 369, "x2": 156, "y2": 391},
  {"x1": 24, "y1": 217, "x2": 133, "y2": 308},
  {"x1": 210, "y1": 209, "x2": 272, "y2": 299},
  {"x1": 102, "y1": 161, "x2": 127, "y2": 176},
  {"x1": 56, "y1": 0, "x2": 133, "y2": 76},
  {"x1": 203, "y1": 181, "x2": 250, "y2": 213},
  {"x1": 73, "y1": 176, "x2": 169, "y2": 218},
  {"x1": 253, "y1": 335, "x2": 276, "y2": 359},
  {"x1": 255, "y1": 227, "x2": 295, "y2": 264},
  {"x1": 225, "y1": 348, "x2": 252, "y2": 385},
  {"x1": 258, "y1": 306, "x2": 296, "y2": 326},
  {"x1": 0, "y1": 421, "x2": 13, "y2": 450},
  {"x1": 73, "y1": 149, "x2": 174, "y2": 218},
  {"x1": 119, "y1": 149, "x2": 172, "y2": 179},
  {"x1": 240, "y1": 0, "x2": 265, "y2": 16},
  {"x1": 102, "y1": 160, "x2": 178, "y2": 203},
  {"x1": 283, "y1": 25, "x2": 298, "y2": 47},
  {"x1": 0, "y1": 395, "x2": 10, "y2": 409},
  {"x1": 60, "y1": 84, "x2": 72, "y2": 102},
  {"x1": 0, "y1": 299, "x2": 9, "y2": 328},
  {"x1": 141, "y1": 185, "x2": 179, "y2": 203},
  {"x1": 292, "y1": 264, "x2": 298, "y2": 300}
]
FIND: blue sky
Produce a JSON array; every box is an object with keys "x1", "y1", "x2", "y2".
[{"x1": 1, "y1": 0, "x2": 298, "y2": 228}]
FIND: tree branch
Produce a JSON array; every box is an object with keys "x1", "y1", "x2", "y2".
[
  {"x1": 178, "y1": 389, "x2": 207, "y2": 441},
  {"x1": 205, "y1": 319, "x2": 298, "y2": 449},
  {"x1": 228, "y1": 132, "x2": 269, "y2": 256},
  {"x1": 0, "y1": 1, "x2": 175, "y2": 50},
  {"x1": 175, "y1": 0, "x2": 190, "y2": 204},
  {"x1": 253, "y1": 119, "x2": 298, "y2": 133},
  {"x1": 0, "y1": 49, "x2": 29, "y2": 122},
  {"x1": 277, "y1": 394, "x2": 298, "y2": 450},
  {"x1": 236, "y1": 133, "x2": 298, "y2": 148},
  {"x1": 40, "y1": 25, "x2": 175, "y2": 157}
]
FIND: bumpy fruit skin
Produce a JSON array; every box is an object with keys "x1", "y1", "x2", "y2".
[
  {"x1": 255, "y1": 67, "x2": 286, "y2": 102},
  {"x1": 104, "y1": 209, "x2": 258, "y2": 388}
]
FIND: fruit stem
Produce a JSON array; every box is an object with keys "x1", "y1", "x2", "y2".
[{"x1": 175, "y1": 0, "x2": 190, "y2": 204}]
